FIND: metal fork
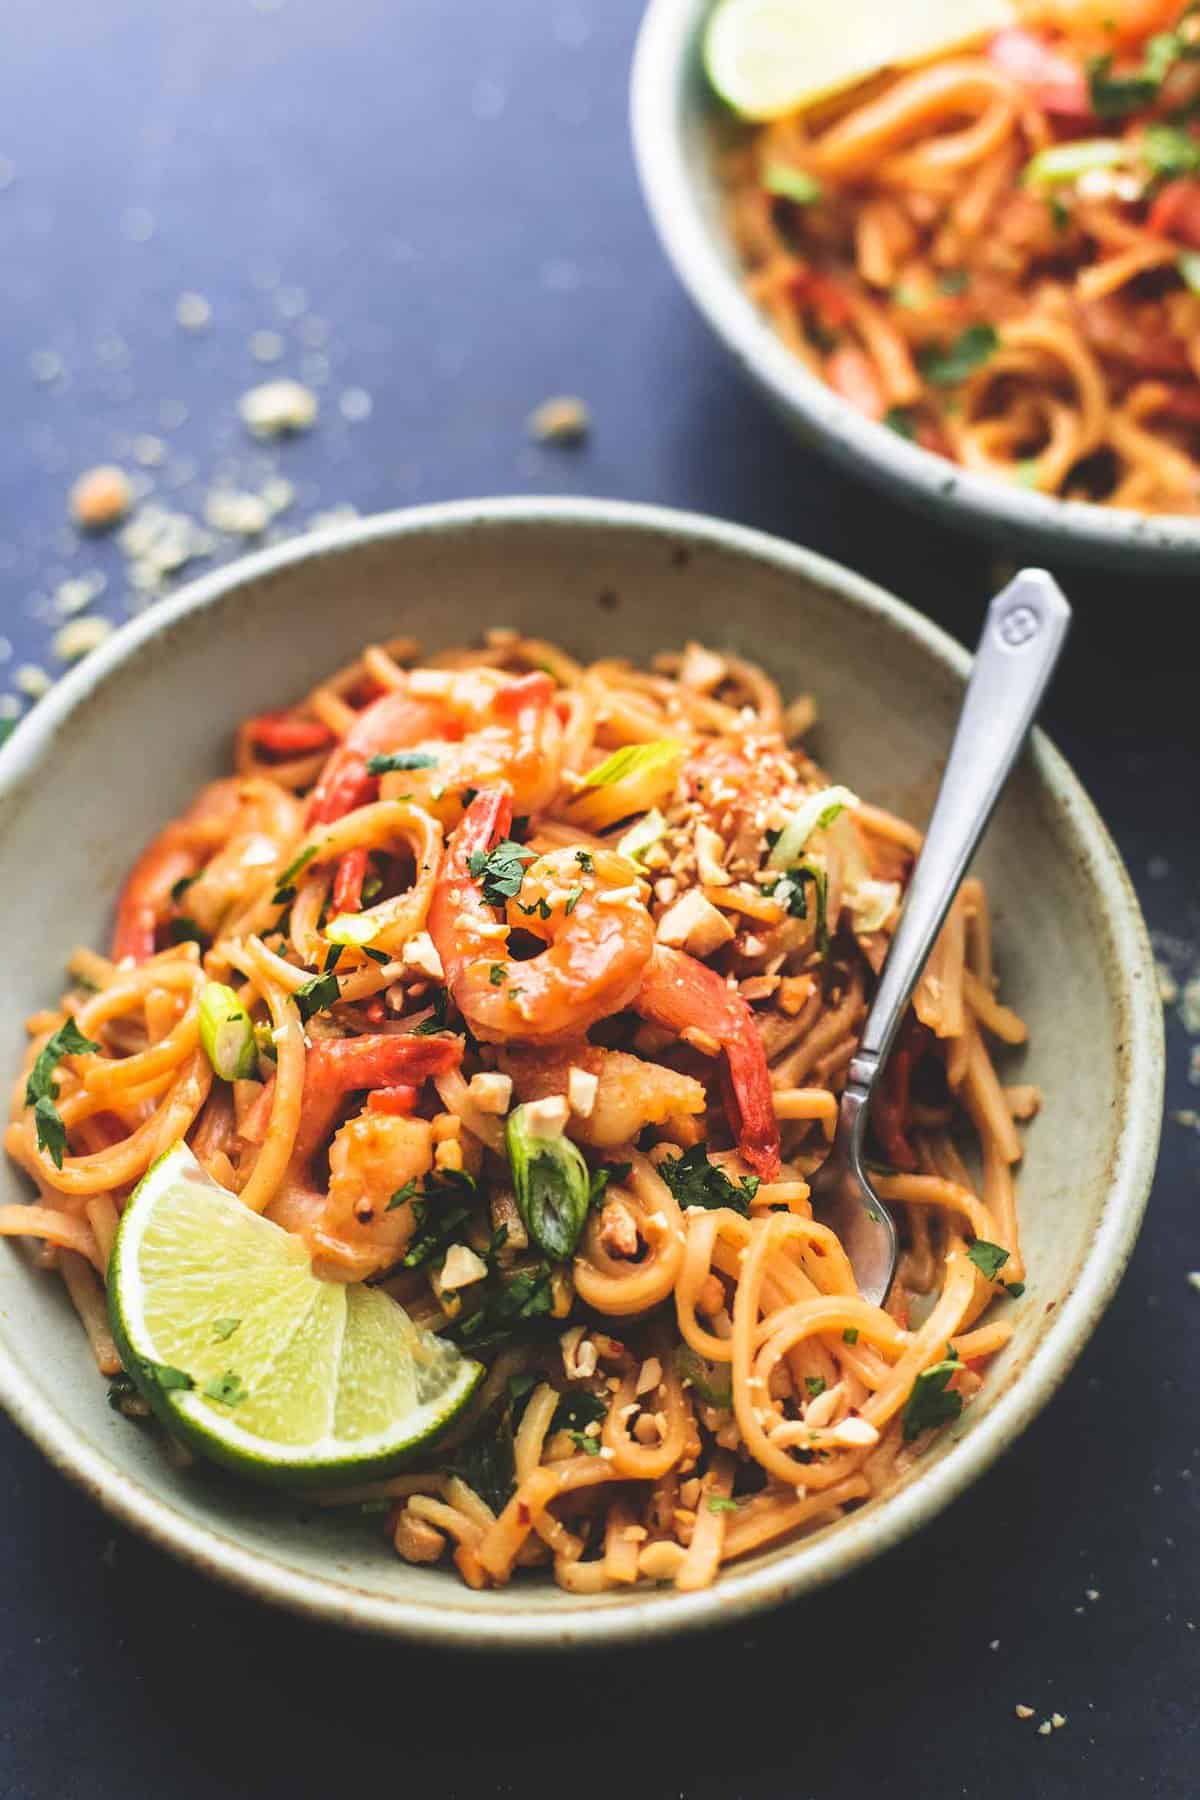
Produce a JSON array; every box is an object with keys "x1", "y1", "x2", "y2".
[{"x1": 807, "y1": 569, "x2": 1072, "y2": 1305}]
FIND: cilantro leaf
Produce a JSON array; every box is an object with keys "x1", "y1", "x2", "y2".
[
  {"x1": 400, "y1": 1201, "x2": 473, "y2": 1269},
  {"x1": 901, "y1": 1359, "x2": 963, "y2": 1442},
  {"x1": 658, "y1": 1142, "x2": 760, "y2": 1216},
  {"x1": 448, "y1": 1397, "x2": 517, "y2": 1513},
  {"x1": 568, "y1": 1431, "x2": 601, "y2": 1456},
  {"x1": 140, "y1": 1359, "x2": 194, "y2": 1393},
  {"x1": 1004, "y1": 1280, "x2": 1026, "y2": 1299},
  {"x1": 574, "y1": 849, "x2": 594, "y2": 872},
  {"x1": 412, "y1": 988, "x2": 450, "y2": 1035},
  {"x1": 967, "y1": 1239, "x2": 1011, "y2": 1282},
  {"x1": 917, "y1": 323, "x2": 998, "y2": 386},
  {"x1": 35, "y1": 1093, "x2": 73, "y2": 1168},
  {"x1": 293, "y1": 970, "x2": 340, "y2": 1022},
  {"x1": 675, "y1": 1344, "x2": 733, "y2": 1409},
  {"x1": 884, "y1": 405, "x2": 916, "y2": 440},
  {"x1": 366, "y1": 750, "x2": 439, "y2": 775},
  {"x1": 552, "y1": 1390, "x2": 607, "y2": 1434},
  {"x1": 26, "y1": 1018, "x2": 100, "y2": 1110},
  {"x1": 455, "y1": 1263, "x2": 555, "y2": 1353},
  {"x1": 469, "y1": 839, "x2": 537, "y2": 906},
  {"x1": 204, "y1": 1371, "x2": 248, "y2": 1407},
  {"x1": 588, "y1": 1160, "x2": 632, "y2": 1210},
  {"x1": 489, "y1": 964, "x2": 506, "y2": 986}
]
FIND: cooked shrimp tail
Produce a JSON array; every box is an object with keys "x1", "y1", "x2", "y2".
[{"x1": 635, "y1": 946, "x2": 781, "y2": 1180}]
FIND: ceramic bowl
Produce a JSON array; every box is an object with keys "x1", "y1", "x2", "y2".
[
  {"x1": 0, "y1": 497, "x2": 1163, "y2": 1647},
  {"x1": 631, "y1": 0, "x2": 1200, "y2": 570}
]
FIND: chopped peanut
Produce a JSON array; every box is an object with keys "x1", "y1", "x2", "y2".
[{"x1": 394, "y1": 1507, "x2": 446, "y2": 1564}]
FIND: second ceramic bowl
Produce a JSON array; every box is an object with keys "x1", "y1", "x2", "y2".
[{"x1": 631, "y1": 0, "x2": 1200, "y2": 570}]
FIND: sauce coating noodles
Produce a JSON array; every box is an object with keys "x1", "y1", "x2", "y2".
[
  {"x1": 4, "y1": 631, "x2": 1035, "y2": 1591},
  {"x1": 724, "y1": 1, "x2": 1200, "y2": 512}
]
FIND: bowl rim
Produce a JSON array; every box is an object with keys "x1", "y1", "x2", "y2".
[
  {"x1": 0, "y1": 495, "x2": 1164, "y2": 1649},
  {"x1": 630, "y1": 0, "x2": 1200, "y2": 568}
]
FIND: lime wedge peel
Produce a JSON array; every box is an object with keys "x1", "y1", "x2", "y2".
[
  {"x1": 703, "y1": 0, "x2": 1016, "y2": 122},
  {"x1": 108, "y1": 1143, "x2": 482, "y2": 1485}
]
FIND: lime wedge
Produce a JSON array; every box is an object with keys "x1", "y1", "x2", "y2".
[
  {"x1": 703, "y1": 0, "x2": 1016, "y2": 121},
  {"x1": 108, "y1": 1143, "x2": 482, "y2": 1483}
]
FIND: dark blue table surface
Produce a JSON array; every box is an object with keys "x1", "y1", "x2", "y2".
[{"x1": 1, "y1": 3, "x2": 1196, "y2": 1796}]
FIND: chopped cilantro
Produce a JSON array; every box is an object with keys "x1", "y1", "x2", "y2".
[
  {"x1": 169, "y1": 918, "x2": 205, "y2": 946},
  {"x1": 553, "y1": 1390, "x2": 606, "y2": 1433},
  {"x1": 842, "y1": 1327, "x2": 860, "y2": 1345},
  {"x1": 517, "y1": 896, "x2": 553, "y2": 921},
  {"x1": 658, "y1": 1143, "x2": 760, "y2": 1216},
  {"x1": 366, "y1": 750, "x2": 439, "y2": 775},
  {"x1": 564, "y1": 884, "x2": 583, "y2": 915},
  {"x1": 1004, "y1": 1280, "x2": 1026, "y2": 1298},
  {"x1": 455, "y1": 1263, "x2": 555, "y2": 1352},
  {"x1": 805, "y1": 1376, "x2": 827, "y2": 1398},
  {"x1": 568, "y1": 1431, "x2": 601, "y2": 1456},
  {"x1": 901, "y1": 1359, "x2": 963, "y2": 1441},
  {"x1": 884, "y1": 405, "x2": 917, "y2": 440},
  {"x1": 25, "y1": 1018, "x2": 99, "y2": 1168},
  {"x1": 587, "y1": 1160, "x2": 632, "y2": 1210},
  {"x1": 967, "y1": 1239, "x2": 1011, "y2": 1282},
  {"x1": 448, "y1": 1398, "x2": 516, "y2": 1512},
  {"x1": 140, "y1": 1359, "x2": 194, "y2": 1393},
  {"x1": 412, "y1": 989, "x2": 450, "y2": 1035},
  {"x1": 767, "y1": 862, "x2": 829, "y2": 951},
  {"x1": 204, "y1": 1371, "x2": 248, "y2": 1407},
  {"x1": 574, "y1": 849, "x2": 594, "y2": 872},
  {"x1": 489, "y1": 964, "x2": 506, "y2": 986},
  {"x1": 675, "y1": 1345, "x2": 733, "y2": 1410},
  {"x1": 294, "y1": 970, "x2": 340, "y2": 1022},
  {"x1": 468, "y1": 838, "x2": 536, "y2": 905},
  {"x1": 917, "y1": 323, "x2": 999, "y2": 386},
  {"x1": 211, "y1": 1317, "x2": 241, "y2": 1342},
  {"x1": 401, "y1": 1202, "x2": 473, "y2": 1268},
  {"x1": 707, "y1": 1495, "x2": 740, "y2": 1515}
]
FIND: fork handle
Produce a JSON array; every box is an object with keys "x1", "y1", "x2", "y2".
[{"x1": 848, "y1": 569, "x2": 1072, "y2": 1090}]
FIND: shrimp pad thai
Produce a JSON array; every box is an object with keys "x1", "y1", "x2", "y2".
[{"x1": 3, "y1": 631, "x2": 1034, "y2": 1594}]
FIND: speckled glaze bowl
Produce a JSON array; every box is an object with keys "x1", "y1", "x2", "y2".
[
  {"x1": 631, "y1": 0, "x2": 1200, "y2": 570},
  {"x1": 0, "y1": 498, "x2": 1163, "y2": 1647}
]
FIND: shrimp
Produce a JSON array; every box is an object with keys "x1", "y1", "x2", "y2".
[
  {"x1": 259, "y1": 1034, "x2": 462, "y2": 1276},
  {"x1": 498, "y1": 1044, "x2": 706, "y2": 1150},
  {"x1": 112, "y1": 778, "x2": 298, "y2": 962},
  {"x1": 306, "y1": 669, "x2": 562, "y2": 912},
  {"x1": 634, "y1": 947, "x2": 781, "y2": 1181},
  {"x1": 428, "y1": 786, "x2": 656, "y2": 1044}
]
